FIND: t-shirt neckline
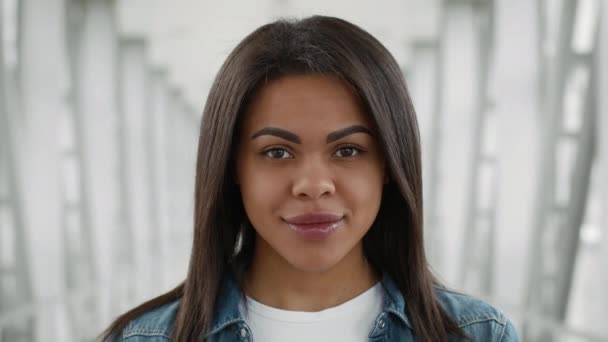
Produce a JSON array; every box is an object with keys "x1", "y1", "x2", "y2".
[{"x1": 243, "y1": 281, "x2": 382, "y2": 323}]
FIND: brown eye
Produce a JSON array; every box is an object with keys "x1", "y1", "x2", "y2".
[
  {"x1": 264, "y1": 148, "x2": 293, "y2": 159},
  {"x1": 335, "y1": 146, "x2": 361, "y2": 158}
]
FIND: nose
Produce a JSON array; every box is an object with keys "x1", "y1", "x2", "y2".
[{"x1": 291, "y1": 157, "x2": 336, "y2": 200}]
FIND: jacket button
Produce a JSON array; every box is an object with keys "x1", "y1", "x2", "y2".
[
  {"x1": 240, "y1": 327, "x2": 248, "y2": 337},
  {"x1": 377, "y1": 319, "x2": 386, "y2": 328}
]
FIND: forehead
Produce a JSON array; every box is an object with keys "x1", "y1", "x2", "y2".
[{"x1": 241, "y1": 74, "x2": 371, "y2": 132}]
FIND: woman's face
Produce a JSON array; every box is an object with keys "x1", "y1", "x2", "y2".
[{"x1": 235, "y1": 74, "x2": 386, "y2": 273}]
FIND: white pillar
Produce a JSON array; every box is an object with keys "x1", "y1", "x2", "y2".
[
  {"x1": 149, "y1": 68, "x2": 172, "y2": 291},
  {"x1": 165, "y1": 88, "x2": 186, "y2": 286},
  {"x1": 491, "y1": 0, "x2": 540, "y2": 321},
  {"x1": 0, "y1": 1, "x2": 35, "y2": 340},
  {"x1": 458, "y1": 0, "x2": 498, "y2": 297},
  {"x1": 176, "y1": 98, "x2": 197, "y2": 268},
  {"x1": 70, "y1": 0, "x2": 120, "y2": 329},
  {"x1": 18, "y1": 0, "x2": 70, "y2": 340},
  {"x1": 596, "y1": 0, "x2": 608, "y2": 334},
  {"x1": 436, "y1": 0, "x2": 480, "y2": 286},
  {"x1": 119, "y1": 38, "x2": 154, "y2": 302},
  {"x1": 165, "y1": 91, "x2": 196, "y2": 285},
  {"x1": 408, "y1": 41, "x2": 443, "y2": 270}
]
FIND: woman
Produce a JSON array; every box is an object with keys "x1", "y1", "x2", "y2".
[{"x1": 102, "y1": 15, "x2": 519, "y2": 341}]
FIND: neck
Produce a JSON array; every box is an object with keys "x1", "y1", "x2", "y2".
[{"x1": 243, "y1": 239, "x2": 379, "y2": 312}]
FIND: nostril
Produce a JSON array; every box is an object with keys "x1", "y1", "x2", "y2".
[{"x1": 292, "y1": 183, "x2": 335, "y2": 199}]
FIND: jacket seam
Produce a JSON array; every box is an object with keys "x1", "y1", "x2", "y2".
[
  {"x1": 205, "y1": 318, "x2": 245, "y2": 338},
  {"x1": 384, "y1": 308, "x2": 412, "y2": 329},
  {"x1": 497, "y1": 320, "x2": 508, "y2": 341},
  {"x1": 123, "y1": 328, "x2": 171, "y2": 339},
  {"x1": 457, "y1": 315, "x2": 506, "y2": 329}
]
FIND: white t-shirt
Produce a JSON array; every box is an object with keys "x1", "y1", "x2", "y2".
[{"x1": 238, "y1": 282, "x2": 384, "y2": 342}]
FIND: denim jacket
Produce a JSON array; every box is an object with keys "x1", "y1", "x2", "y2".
[{"x1": 116, "y1": 272, "x2": 519, "y2": 341}]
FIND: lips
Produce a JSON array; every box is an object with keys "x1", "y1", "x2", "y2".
[
  {"x1": 283, "y1": 212, "x2": 344, "y2": 240},
  {"x1": 283, "y1": 212, "x2": 343, "y2": 226}
]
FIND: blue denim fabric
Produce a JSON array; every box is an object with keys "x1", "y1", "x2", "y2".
[{"x1": 116, "y1": 272, "x2": 519, "y2": 341}]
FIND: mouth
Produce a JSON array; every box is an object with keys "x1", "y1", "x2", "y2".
[
  {"x1": 283, "y1": 212, "x2": 344, "y2": 226},
  {"x1": 282, "y1": 212, "x2": 344, "y2": 240}
]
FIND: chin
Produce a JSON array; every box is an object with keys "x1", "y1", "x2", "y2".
[{"x1": 283, "y1": 251, "x2": 344, "y2": 274}]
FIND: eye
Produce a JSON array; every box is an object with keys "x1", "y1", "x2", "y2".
[
  {"x1": 335, "y1": 145, "x2": 362, "y2": 158},
  {"x1": 263, "y1": 147, "x2": 294, "y2": 159}
]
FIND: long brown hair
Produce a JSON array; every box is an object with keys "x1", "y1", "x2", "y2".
[{"x1": 102, "y1": 15, "x2": 468, "y2": 341}]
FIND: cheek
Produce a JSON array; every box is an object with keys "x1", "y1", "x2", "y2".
[
  {"x1": 338, "y1": 164, "x2": 384, "y2": 217},
  {"x1": 238, "y1": 160, "x2": 287, "y2": 217}
]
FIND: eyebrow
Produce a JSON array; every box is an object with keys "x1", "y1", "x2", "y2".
[
  {"x1": 250, "y1": 125, "x2": 373, "y2": 144},
  {"x1": 326, "y1": 125, "x2": 373, "y2": 143}
]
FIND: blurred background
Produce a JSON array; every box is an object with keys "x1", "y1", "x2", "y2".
[{"x1": 0, "y1": 0, "x2": 607, "y2": 341}]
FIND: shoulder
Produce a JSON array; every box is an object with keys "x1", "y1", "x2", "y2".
[
  {"x1": 433, "y1": 286, "x2": 506, "y2": 327},
  {"x1": 433, "y1": 286, "x2": 520, "y2": 341},
  {"x1": 114, "y1": 299, "x2": 181, "y2": 341}
]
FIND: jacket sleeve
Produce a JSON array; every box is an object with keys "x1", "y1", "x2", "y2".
[{"x1": 499, "y1": 319, "x2": 520, "y2": 342}]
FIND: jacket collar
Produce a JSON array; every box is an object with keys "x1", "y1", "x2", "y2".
[
  {"x1": 379, "y1": 271, "x2": 412, "y2": 329},
  {"x1": 205, "y1": 273, "x2": 245, "y2": 338},
  {"x1": 205, "y1": 270, "x2": 412, "y2": 338}
]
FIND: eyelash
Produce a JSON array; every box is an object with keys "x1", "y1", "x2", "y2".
[{"x1": 262, "y1": 144, "x2": 366, "y2": 159}]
